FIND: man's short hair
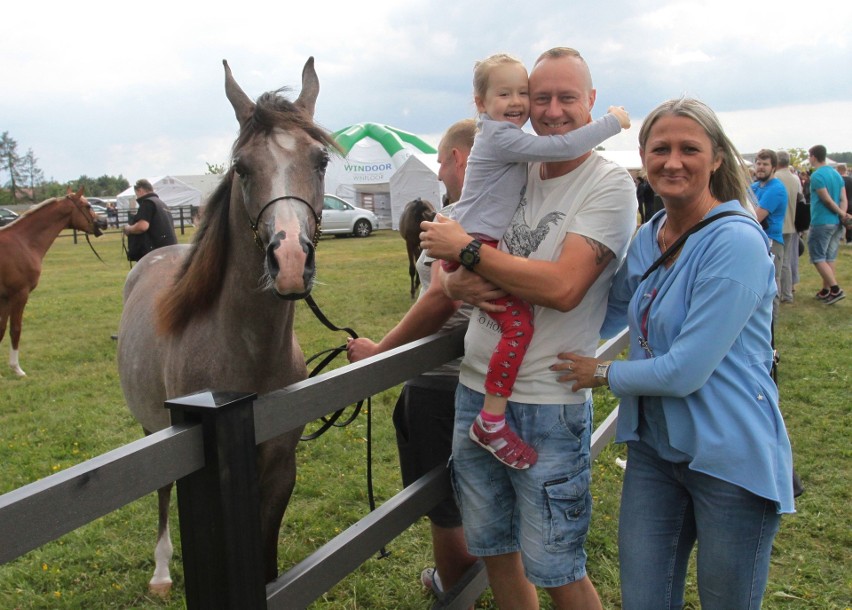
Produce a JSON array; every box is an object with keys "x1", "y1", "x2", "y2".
[
  {"x1": 134, "y1": 179, "x2": 154, "y2": 192},
  {"x1": 532, "y1": 47, "x2": 592, "y2": 89},
  {"x1": 439, "y1": 118, "x2": 476, "y2": 155},
  {"x1": 837, "y1": 163, "x2": 848, "y2": 175},
  {"x1": 776, "y1": 150, "x2": 791, "y2": 168},
  {"x1": 755, "y1": 149, "x2": 778, "y2": 168},
  {"x1": 535, "y1": 46, "x2": 584, "y2": 63},
  {"x1": 808, "y1": 145, "x2": 827, "y2": 163}
]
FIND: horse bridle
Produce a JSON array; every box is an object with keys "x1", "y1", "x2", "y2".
[
  {"x1": 249, "y1": 195, "x2": 322, "y2": 251},
  {"x1": 68, "y1": 195, "x2": 106, "y2": 263}
]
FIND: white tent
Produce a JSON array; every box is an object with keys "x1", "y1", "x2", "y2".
[
  {"x1": 174, "y1": 174, "x2": 222, "y2": 204},
  {"x1": 115, "y1": 175, "x2": 214, "y2": 211},
  {"x1": 598, "y1": 150, "x2": 643, "y2": 173},
  {"x1": 389, "y1": 155, "x2": 441, "y2": 230},
  {"x1": 324, "y1": 123, "x2": 442, "y2": 229}
]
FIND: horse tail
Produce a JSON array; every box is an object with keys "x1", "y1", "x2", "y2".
[{"x1": 156, "y1": 177, "x2": 232, "y2": 336}]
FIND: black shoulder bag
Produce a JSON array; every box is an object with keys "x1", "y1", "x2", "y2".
[{"x1": 641, "y1": 211, "x2": 748, "y2": 281}]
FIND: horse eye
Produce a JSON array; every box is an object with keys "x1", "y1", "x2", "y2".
[
  {"x1": 233, "y1": 159, "x2": 250, "y2": 177},
  {"x1": 317, "y1": 153, "x2": 329, "y2": 174}
]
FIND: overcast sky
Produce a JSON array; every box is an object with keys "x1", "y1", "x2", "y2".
[{"x1": 3, "y1": 0, "x2": 851, "y2": 185}]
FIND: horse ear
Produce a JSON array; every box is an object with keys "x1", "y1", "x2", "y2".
[
  {"x1": 77, "y1": 186, "x2": 85, "y2": 197},
  {"x1": 223, "y1": 59, "x2": 255, "y2": 127},
  {"x1": 295, "y1": 56, "x2": 319, "y2": 118}
]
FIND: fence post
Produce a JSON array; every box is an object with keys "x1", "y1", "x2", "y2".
[{"x1": 167, "y1": 390, "x2": 266, "y2": 609}]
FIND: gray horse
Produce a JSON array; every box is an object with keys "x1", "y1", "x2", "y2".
[{"x1": 117, "y1": 57, "x2": 335, "y2": 595}]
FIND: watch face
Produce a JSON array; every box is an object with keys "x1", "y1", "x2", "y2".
[{"x1": 460, "y1": 241, "x2": 480, "y2": 269}]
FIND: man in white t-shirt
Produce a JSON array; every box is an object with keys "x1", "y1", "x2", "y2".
[{"x1": 421, "y1": 47, "x2": 637, "y2": 609}]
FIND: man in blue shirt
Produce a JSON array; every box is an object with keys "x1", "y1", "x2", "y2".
[
  {"x1": 807, "y1": 145, "x2": 849, "y2": 305},
  {"x1": 751, "y1": 149, "x2": 787, "y2": 319}
]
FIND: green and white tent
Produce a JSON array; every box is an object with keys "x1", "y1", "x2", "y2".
[{"x1": 326, "y1": 123, "x2": 442, "y2": 230}]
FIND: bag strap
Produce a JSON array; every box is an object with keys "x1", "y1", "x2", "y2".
[{"x1": 641, "y1": 210, "x2": 752, "y2": 281}]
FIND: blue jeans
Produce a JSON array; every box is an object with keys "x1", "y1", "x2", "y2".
[
  {"x1": 451, "y1": 384, "x2": 593, "y2": 588},
  {"x1": 619, "y1": 441, "x2": 781, "y2": 610}
]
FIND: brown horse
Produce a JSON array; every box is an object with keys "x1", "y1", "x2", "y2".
[
  {"x1": 0, "y1": 187, "x2": 105, "y2": 376},
  {"x1": 116, "y1": 58, "x2": 335, "y2": 596},
  {"x1": 398, "y1": 197, "x2": 436, "y2": 298}
]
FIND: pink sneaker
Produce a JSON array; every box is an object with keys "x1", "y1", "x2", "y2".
[{"x1": 469, "y1": 419, "x2": 537, "y2": 469}]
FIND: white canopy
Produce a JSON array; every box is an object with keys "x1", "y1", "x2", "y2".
[
  {"x1": 115, "y1": 175, "x2": 211, "y2": 211},
  {"x1": 389, "y1": 155, "x2": 441, "y2": 230},
  {"x1": 598, "y1": 150, "x2": 642, "y2": 171}
]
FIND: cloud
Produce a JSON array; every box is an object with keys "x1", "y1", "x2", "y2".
[{"x1": 2, "y1": 0, "x2": 850, "y2": 183}]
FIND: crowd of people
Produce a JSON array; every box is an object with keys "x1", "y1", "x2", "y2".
[
  {"x1": 637, "y1": 146, "x2": 850, "y2": 306},
  {"x1": 346, "y1": 45, "x2": 847, "y2": 610}
]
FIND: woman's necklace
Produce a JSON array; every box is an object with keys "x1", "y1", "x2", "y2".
[{"x1": 660, "y1": 197, "x2": 718, "y2": 260}]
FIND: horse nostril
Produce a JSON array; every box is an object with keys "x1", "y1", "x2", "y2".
[{"x1": 265, "y1": 230, "x2": 286, "y2": 270}]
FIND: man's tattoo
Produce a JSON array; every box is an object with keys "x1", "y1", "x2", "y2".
[{"x1": 583, "y1": 236, "x2": 615, "y2": 266}]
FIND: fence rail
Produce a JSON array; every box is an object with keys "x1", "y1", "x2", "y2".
[{"x1": 0, "y1": 324, "x2": 628, "y2": 608}]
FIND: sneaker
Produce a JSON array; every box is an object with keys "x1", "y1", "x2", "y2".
[
  {"x1": 420, "y1": 567, "x2": 444, "y2": 599},
  {"x1": 824, "y1": 289, "x2": 845, "y2": 305},
  {"x1": 815, "y1": 288, "x2": 830, "y2": 301}
]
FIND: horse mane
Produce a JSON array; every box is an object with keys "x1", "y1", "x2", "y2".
[
  {"x1": 155, "y1": 88, "x2": 337, "y2": 337},
  {"x1": 155, "y1": 175, "x2": 232, "y2": 336},
  {"x1": 11, "y1": 197, "x2": 60, "y2": 218}
]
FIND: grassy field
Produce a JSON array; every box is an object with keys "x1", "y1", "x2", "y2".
[{"x1": 0, "y1": 228, "x2": 849, "y2": 609}]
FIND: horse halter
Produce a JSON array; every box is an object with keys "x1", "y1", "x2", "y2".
[
  {"x1": 68, "y1": 195, "x2": 106, "y2": 263},
  {"x1": 69, "y1": 195, "x2": 103, "y2": 237},
  {"x1": 249, "y1": 195, "x2": 322, "y2": 251}
]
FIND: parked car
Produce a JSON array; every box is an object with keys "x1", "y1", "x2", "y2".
[
  {"x1": 0, "y1": 207, "x2": 19, "y2": 227},
  {"x1": 82, "y1": 198, "x2": 110, "y2": 222},
  {"x1": 321, "y1": 194, "x2": 379, "y2": 238},
  {"x1": 87, "y1": 204, "x2": 109, "y2": 224}
]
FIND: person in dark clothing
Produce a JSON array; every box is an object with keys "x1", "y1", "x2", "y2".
[
  {"x1": 636, "y1": 173, "x2": 661, "y2": 223},
  {"x1": 123, "y1": 179, "x2": 178, "y2": 260}
]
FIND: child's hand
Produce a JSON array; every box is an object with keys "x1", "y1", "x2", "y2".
[{"x1": 608, "y1": 106, "x2": 631, "y2": 129}]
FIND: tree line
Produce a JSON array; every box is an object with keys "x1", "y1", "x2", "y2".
[
  {"x1": 3, "y1": 129, "x2": 850, "y2": 208},
  {"x1": 0, "y1": 131, "x2": 129, "y2": 206}
]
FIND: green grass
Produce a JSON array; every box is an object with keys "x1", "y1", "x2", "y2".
[{"x1": 0, "y1": 229, "x2": 849, "y2": 609}]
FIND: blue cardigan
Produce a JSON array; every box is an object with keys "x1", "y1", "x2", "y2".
[{"x1": 602, "y1": 201, "x2": 795, "y2": 514}]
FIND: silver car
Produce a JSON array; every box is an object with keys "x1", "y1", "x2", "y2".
[
  {"x1": 321, "y1": 194, "x2": 379, "y2": 238},
  {"x1": 0, "y1": 207, "x2": 19, "y2": 227}
]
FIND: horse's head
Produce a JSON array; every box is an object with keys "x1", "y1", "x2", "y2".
[
  {"x1": 224, "y1": 58, "x2": 336, "y2": 299},
  {"x1": 415, "y1": 198, "x2": 437, "y2": 223},
  {"x1": 66, "y1": 187, "x2": 106, "y2": 236}
]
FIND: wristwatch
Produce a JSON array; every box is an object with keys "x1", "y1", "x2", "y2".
[
  {"x1": 594, "y1": 361, "x2": 612, "y2": 387},
  {"x1": 459, "y1": 239, "x2": 482, "y2": 271}
]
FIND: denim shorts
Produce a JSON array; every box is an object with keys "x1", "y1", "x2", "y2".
[
  {"x1": 450, "y1": 384, "x2": 593, "y2": 588},
  {"x1": 808, "y1": 223, "x2": 843, "y2": 263}
]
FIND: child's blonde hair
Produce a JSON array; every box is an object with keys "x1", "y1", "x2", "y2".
[{"x1": 472, "y1": 53, "x2": 526, "y2": 101}]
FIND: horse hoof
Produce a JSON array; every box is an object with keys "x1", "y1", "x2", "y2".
[
  {"x1": 11, "y1": 367, "x2": 26, "y2": 377},
  {"x1": 148, "y1": 580, "x2": 172, "y2": 598}
]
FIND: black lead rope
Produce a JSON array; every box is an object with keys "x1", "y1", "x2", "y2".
[
  {"x1": 300, "y1": 294, "x2": 362, "y2": 440},
  {"x1": 301, "y1": 294, "x2": 391, "y2": 559},
  {"x1": 84, "y1": 232, "x2": 106, "y2": 264}
]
